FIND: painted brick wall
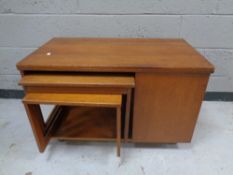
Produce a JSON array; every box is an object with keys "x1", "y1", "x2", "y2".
[{"x1": 0, "y1": 0, "x2": 232, "y2": 91}]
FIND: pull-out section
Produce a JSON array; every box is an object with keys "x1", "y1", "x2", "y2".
[
  {"x1": 20, "y1": 73, "x2": 135, "y2": 153},
  {"x1": 20, "y1": 74, "x2": 135, "y2": 95},
  {"x1": 20, "y1": 74, "x2": 135, "y2": 88},
  {"x1": 23, "y1": 92, "x2": 122, "y2": 155}
]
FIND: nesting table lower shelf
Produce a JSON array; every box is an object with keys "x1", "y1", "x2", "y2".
[{"x1": 48, "y1": 106, "x2": 117, "y2": 141}]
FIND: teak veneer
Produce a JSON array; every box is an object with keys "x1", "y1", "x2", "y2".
[
  {"x1": 17, "y1": 38, "x2": 214, "y2": 73},
  {"x1": 19, "y1": 74, "x2": 135, "y2": 88},
  {"x1": 17, "y1": 38, "x2": 214, "y2": 155},
  {"x1": 23, "y1": 93, "x2": 122, "y2": 107}
]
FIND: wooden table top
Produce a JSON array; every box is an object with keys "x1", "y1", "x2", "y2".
[{"x1": 17, "y1": 38, "x2": 214, "y2": 73}]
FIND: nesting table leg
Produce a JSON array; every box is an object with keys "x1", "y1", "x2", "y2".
[
  {"x1": 24, "y1": 104, "x2": 48, "y2": 152},
  {"x1": 116, "y1": 107, "x2": 121, "y2": 157},
  {"x1": 124, "y1": 89, "x2": 132, "y2": 142}
]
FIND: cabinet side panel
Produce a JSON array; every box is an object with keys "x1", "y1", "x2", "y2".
[{"x1": 132, "y1": 73, "x2": 209, "y2": 143}]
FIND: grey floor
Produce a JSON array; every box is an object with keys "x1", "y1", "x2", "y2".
[{"x1": 0, "y1": 99, "x2": 233, "y2": 175}]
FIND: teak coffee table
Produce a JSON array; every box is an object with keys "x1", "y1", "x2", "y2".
[{"x1": 17, "y1": 38, "x2": 214, "y2": 156}]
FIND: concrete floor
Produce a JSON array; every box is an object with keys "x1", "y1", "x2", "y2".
[{"x1": 0, "y1": 99, "x2": 233, "y2": 175}]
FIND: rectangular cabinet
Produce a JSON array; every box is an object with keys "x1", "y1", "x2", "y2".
[{"x1": 17, "y1": 38, "x2": 214, "y2": 154}]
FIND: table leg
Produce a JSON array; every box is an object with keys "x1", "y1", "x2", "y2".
[
  {"x1": 24, "y1": 104, "x2": 49, "y2": 152},
  {"x1": 124, "y1": 89, "x2": 132, "y2": 142},
  {"x1": 116, "y1": 107, "x2": 121, "y2": 157}
]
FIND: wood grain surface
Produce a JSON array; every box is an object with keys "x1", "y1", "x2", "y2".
[
  {"x1": 17, "y1": 38, "x2": 214, "y2": 73},
  {"x1": 132, "y1": 72, "x2": 209, "y2": 142},
  {"x1": 51, "y1": 106, "x2": 117, "y2": 140},
  {"x1": 23, "y1": 93, "x2": 122, "y2": 107},
  {"x1": 20, "y1": 74, "x2": 135, "y2": 88}
]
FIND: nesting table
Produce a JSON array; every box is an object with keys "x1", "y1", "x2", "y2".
[{"x1": 17, "y1": 38, "x2": 214, "y2": 156}]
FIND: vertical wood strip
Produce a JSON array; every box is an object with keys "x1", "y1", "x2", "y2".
[
  {"x1": 24, "y1": 104, "x2": 49, "y2": 152},
  {"x1": 116, "y1": 107, "x2": 121, "y2": 157}
]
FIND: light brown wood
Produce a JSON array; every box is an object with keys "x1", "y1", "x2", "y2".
[
  {"x1": 25, "y1": 86, "x2": 129, "y2": 94},
  {"x1": 20, "y1": 74, "x2": 135, "y2": 88},
  {"x1": 23, "y1": 93, "x2": 122, "y2": 107},
  {"x1": 24, "y1": 104, "x2": 49, "y2": 152},
  {"x1": 132, "y1": 72, "x2": 209, "y2": 143},
  {"x1": 17, "y1": 38, "x2": 214, "y2": 73}
]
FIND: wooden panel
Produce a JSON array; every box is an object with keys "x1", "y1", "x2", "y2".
[
  {"x1": 25, "y1": 86, "x2": 129, "y2": 94},
  {"x1": 20, "y1": 74, "x2": 135, "y2": 88},
  {"x1": 16, "y1": 38, "x2": 214, "y2": 73},
  {"x1": 132, "y1": 72, "x2": 209, "y2": 143},
  {"x1": 23, "y1": 93, "x2": 122, "y2": 107},
  {"x1": 51, "y1": 106, "x2": 117, "y2": 141}
]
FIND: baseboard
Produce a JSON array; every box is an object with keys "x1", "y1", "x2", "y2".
[
  {"x1": 204, "y1": 92, "x2": 233, "y2": 101},
  {"x1": 0, "y1": 90, "x2": 24, "y2": 99},
  {"x1": 0, "y1": 89, "x2": 233, "y2": 101}
]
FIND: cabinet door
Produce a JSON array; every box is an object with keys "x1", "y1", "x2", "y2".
[{"x1": 132, "y1": 73, "x2": 209, "y2": 143}]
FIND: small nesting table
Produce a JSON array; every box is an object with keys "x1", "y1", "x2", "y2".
[
  {"x1": 23, "y1": 93, "x2": 123, "y2": 156},
  {"x1": 17, "y1": 38, "x2": 214, "y2": 156}
]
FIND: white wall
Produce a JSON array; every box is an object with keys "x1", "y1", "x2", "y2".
[{"x1": 0, "y1": 0, "x2": 233, "y2": 91}]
